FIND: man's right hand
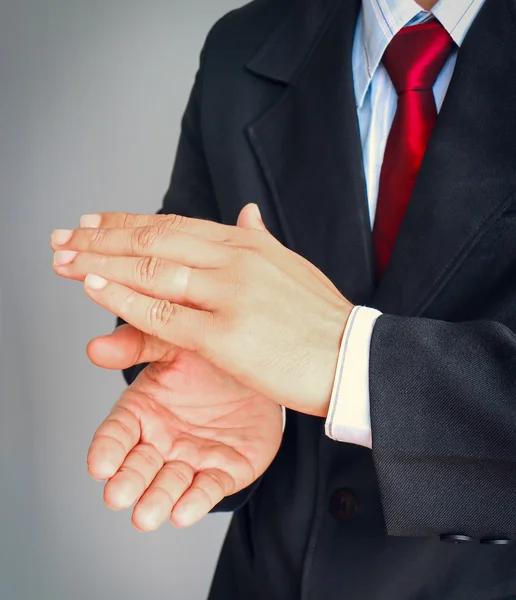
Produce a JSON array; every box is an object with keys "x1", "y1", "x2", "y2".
[{"x1": 85, "y1": 205, "x2": 282, "y2": 532}]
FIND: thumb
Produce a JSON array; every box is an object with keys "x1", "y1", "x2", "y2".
[
  {"x1": 236, "y1": 203, "x2": 267, "y2": 231},
  {"x1": 87, "y1": 324, "x2": 178, "y2": 369}
]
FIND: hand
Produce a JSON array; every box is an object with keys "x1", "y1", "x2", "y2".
[
  {"x1": 83, "y1": 206, "x2": 283, "y2": 531},
  {"x1": 51, "y1": 204, "x2": 353, "y2": 417},
  {"x1": 86, "y1": 323, "x2": 283, "y2": 531}
]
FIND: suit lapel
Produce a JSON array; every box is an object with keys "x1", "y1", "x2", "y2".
[
  {"x1": 246, "y1": 0, "x2": 376, "y2": 304},
  {"x1": 373, "y1": 0, "x2": 516, "y2": 315}
]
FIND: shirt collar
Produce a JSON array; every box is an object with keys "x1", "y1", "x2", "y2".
[{"x1": 354, "y1": 0, "x2": 487, "y2": 109}]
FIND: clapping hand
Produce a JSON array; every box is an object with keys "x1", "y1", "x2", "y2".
[
  {"x1": 51, "y1": 203, "x2": 352, "y2": 529},
  {"x1": 52, "y1": 204, "x2": 352, "y2": 418}
]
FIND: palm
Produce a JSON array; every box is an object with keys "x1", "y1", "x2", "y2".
[{"x1": 88, "y1": 343, "x2": 282, "y2": 531}]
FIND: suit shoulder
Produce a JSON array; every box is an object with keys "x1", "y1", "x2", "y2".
[{"x1": 203, "y1": 0, "x2": 293, "y2": 64}]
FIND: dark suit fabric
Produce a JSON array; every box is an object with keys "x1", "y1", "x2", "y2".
[{"x1": 121, "y1": 0, "x2": 516, "y2": 597}]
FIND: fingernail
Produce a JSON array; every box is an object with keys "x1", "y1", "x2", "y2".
[
  {"x1": 51, "y1": 229, "x2": 73, "y2": 245},
  {"x1": 53, "y1": 250, "x2": 77, "y2": 266},
  {"x1": 80, "y1": 214, "x2": 101, "y2": 228},
  {"x1": 85, "y1": 273, "x2": 108, "y2": 290}
]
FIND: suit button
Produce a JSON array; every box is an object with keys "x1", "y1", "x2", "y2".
[
  {"x1": 480, "y1": 538, "x2": 514, "y2": 545},
  {"x1": 330, "y1": 489, "x2": 357, "y2": 522},
  {"x1": 440, "y1": 534, "x2": 474, "y2": 544}
]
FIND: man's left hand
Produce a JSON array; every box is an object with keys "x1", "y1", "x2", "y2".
[{"x1": 51, "y1": 204, "x2": 353, "y2": 417}]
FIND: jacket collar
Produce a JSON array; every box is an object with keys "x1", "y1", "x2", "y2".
[
  {"x1": 246, "y1": 0, "x2": 346, "y2": 84},
  {"x1": 244, "y1": 0, "x2": 516, "y2": 316}
]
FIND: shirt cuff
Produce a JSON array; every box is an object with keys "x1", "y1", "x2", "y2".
[{"x1": 325, "y1": 306, "x2": 382, "y2": 448}]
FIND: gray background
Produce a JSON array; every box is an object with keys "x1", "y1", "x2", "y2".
[{"x1": 0, "y1": 1, "x2": 244, "y2": 598}]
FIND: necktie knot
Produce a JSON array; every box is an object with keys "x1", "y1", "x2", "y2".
[{"x1": 382, "y1": 21, "x2": 455, "y2": 94}]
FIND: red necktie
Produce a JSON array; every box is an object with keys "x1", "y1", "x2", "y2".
[{"x1": 372, "y1": 21, "x2": 455, "y2": 278}]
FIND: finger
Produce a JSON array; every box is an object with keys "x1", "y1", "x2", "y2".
[
  {"x1": 51, "y1": 226, "x2": 226, "y2": 268},
  {"x1": 170, "y1": 469, "x2": 234, "y2": 527},
  {"x1": 80, "y1": 211, "x2": 238, "y2": 243},
  {"x1": 236, "y1": 204, "x2": 340, "y2": 296},
  {"x1": 132, "y1": 461, "x2": 195, "y2": 532},
  {"x1": 235, "y1": 203, "x2": 340, "y2": 296},
  {"x1": 103, "y1": 443, "x2": 164, "y2": 511},
  {"x1": 87, "y1": 405, "x2": 140, "y2": 481},
  {"x1": 54, "y1": 252, "x2": 215, "y2": 308},
  {"x1": 236, "y1": 203, "x2": 267, "y2": 231},
  {"x1": 87, "y1": 324, "x2": 177, "y2": 370},
  {"x1": 83, "y1": 275, "x2": 210, "y2": 351}
]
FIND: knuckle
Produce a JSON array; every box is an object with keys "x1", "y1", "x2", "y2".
[
  {"x1": 135, "y1": 255, "x2": 162, "y2": 284},
  {"x1": 120, "y1": 465, "x2": 146, "y2": 487},
  {"x1": 121, "y1": 213, "x2": 135, "y2": 228},
  {"x1": 148, "y1": 298, "x2": 175, "y2": 332},
  {"x1": 205, "y1": 470, "x2": 228, "y2": 494},
  {"x1": 137, "y1": 447, "x2": 162, "y2": 471},
  {"x1": 166, "y1": 463, "x2": 193, "y2": 488},
  {"x1": 103, "y1": 416, "x2": 132, "y2": 442},
  {"x1": 164, "y1": 213, "x2": 188, "y2": 231},
  {"x1": 132, "y1": 226, "x2": 162, "y2": 252},
  {"x1": 90, "y1": 227, "x2": 107, "y2": 248},
  {"x1": 153, "y1": 484, "x2": 175, "y2": 506}
]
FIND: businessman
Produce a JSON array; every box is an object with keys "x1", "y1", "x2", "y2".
[{"x1": 52, "y1": 0, "x2": 516, "y2": 597}]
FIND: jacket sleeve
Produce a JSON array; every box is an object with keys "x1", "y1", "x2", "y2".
[
  {"x1": 369, "y1": 314, "x2": 516, "y2": 541},
  {"x1": 116, "y1": 36, "x2": 261, "y2": 514}
]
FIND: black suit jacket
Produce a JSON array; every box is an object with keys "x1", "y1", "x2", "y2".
[{"x1": 121, "y1": 0, "x2": 516, "y2": 597}]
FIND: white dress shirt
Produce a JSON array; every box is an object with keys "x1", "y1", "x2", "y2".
[{"x1": 324, "y1": 0, "x2": 486, "y2": 447}]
